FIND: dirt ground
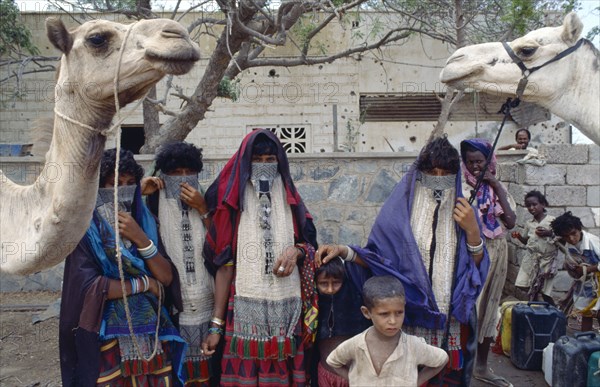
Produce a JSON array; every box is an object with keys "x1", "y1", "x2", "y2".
[
  {"x1": 0, "y1": 292, "x2": 552, "y2": 387},
  {"x1": 0, "y1": 291, "x2": 61, "y2": 386}
]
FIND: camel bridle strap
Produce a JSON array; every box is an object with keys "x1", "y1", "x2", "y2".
[{"x1": 502, "y1": 39, "x2": 584, "y2": 99}]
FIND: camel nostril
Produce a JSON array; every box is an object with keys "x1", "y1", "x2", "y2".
[{"x1": 161, "y1": 28, "x2": 185, "y2": 39}]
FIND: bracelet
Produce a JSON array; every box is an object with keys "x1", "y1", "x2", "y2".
[
  {"x1": 138, "y1": 240, "x2": 155, "y2": 253},
  {"x1": 344, "y1": 246, "x2": 356, "y2": 263},
  {"x1": 208, "y1": 326, "x2": 223, "y2": 335},
  {"x1": 138, "y1": 240, "x2": 159, "y2": 259},
  {"x1": 141, "y1": 275, "x2": 149, "y2": 292},
  {"x1": 466, "y1": 239, "x2": 484, "y2": 255},
  {"x1": 296, "y1": 246, "x2": 306, "y2": 261},
  {"x1": 211, "y1": 317, "x2": 225, "y2": 327},
  {"x1": 130, "y1": 278, "x2": 138, "y2": 295},
  {"x1": 199, "y1": 211, "x2": 210, "y2": 220}
]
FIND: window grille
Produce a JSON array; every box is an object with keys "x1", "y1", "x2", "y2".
[{"x1": 248, "y1": 126, "x2": 308, "y2": 153}]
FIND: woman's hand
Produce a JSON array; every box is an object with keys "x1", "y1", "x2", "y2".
[
  {"x1": 141, "y1": 176, "x2": 164, "y2": 195},
  {"x1": 453, "y1": 197, "x2": 480, "y2": 238},
  {"x1": 315, "y1": 245, "x2": 347, "y2": 267},
  {"x1": 118, "y1": 211, "x2": 149, "y2": 247},
  {"x1": 482, "y1": 170, "x2": 500, "y2": 189},
  {"x1": 201, "y1": 332, "x2": 221, "y2": 356},
  {"x1": 273, "y1": 246, "x2": 299, "y2": 277},
  {"x1": 180, "y1": 183, "x2": 208, "y2": 213}
]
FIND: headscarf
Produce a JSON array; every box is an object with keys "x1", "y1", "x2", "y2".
[
  {"x1": 203, "y1": 129, "x2": 319, "y2": 346},
  {"x1": 460, "y1": 138, "x2": 505, "y2": 239},
  {"x1": 350, "y1": 161, "x2": 489, "y2": 330}
]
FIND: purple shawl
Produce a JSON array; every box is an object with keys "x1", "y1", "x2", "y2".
[{"x1": 351, "y1": 163, "x2": 489, "y2": 330}]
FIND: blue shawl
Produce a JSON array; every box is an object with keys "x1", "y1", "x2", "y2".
[
  {"x1": 84, "y1": 186, "x2": 186, "y2": 383},
  {"x1": 351, "y1": 163, "x2": 489, "y2": 330}
]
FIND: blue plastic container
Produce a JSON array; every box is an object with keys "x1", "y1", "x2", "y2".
[
  {"x1": 553, "y1": 332, "x2": 600, "y2": 387},
  {"x1": 510, "y1": 301, "x2": 566, "y2": 370}
]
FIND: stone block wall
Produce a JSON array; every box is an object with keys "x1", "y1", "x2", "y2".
[
  {"x1": 501, "y1": 144, "x2": 600, "y2": 301},
  {"x1": 1, "y1": 145, "x2": 598, "y2": 294}
]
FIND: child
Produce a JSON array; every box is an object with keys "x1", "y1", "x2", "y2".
[
  {"x1": 326, "y1": 276, "x2": 448, "y2": 386},
  {"x1": 512, "y1": 190, "x2": 558, "y2": 304},
  {"x1": 551, "y1": 211, "x2": 600, "y2": 331},
  {"x1": 498, "y1": 128, "x2": 531, "y2": 150},
  {"x1": 314, "y1": 257, "x2": 370, "y2": 387}
]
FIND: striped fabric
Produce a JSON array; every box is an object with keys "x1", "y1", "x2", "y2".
[
  {"x1": 220, "y1": 283, "x2": 306, "y2": 387},
  {"x1": 96, "y1": 339, "x2": 173, "y2": 386}
]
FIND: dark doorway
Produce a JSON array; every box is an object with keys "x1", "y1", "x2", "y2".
[{"x1": 120, "y1": 126, "x2": 145, "y2": 154}]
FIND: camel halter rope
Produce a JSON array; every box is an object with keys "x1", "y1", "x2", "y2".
[
  {"x1": 53, "y1": 21, "x2": 162, "y2": 362},
  {"x1": 439, "y1": 38, "x2": 585, "y2": 375}
]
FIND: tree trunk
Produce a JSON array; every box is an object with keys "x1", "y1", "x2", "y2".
[
  {"x1": 142, "y1": 86, "x2": 159, "y2": 153},
  {"x1": 429, "y1": 0, "x2": 467, "y2": 141},
  {"x1": 141, "y1": 19, "x2": 253, "y2": 152}
]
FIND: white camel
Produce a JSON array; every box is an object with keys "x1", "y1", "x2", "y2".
[
  {"x1": 0, "y1": 18, "x2": 199, "y2": 275},
  {"x1": 440, "y1": 12, "x2": 599, "y2": 145}
]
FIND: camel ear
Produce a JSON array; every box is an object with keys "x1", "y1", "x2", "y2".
[
  {"x1": 46, "y1": 18, "x2": 73, "y2": 54},
  {"x1": 561, "y1": 12, "x2": 583, "y2": 45}
]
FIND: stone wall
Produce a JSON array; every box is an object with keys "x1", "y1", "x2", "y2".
[{"x1": 1, "y1": 145, "x2": 598, "y2": 293}]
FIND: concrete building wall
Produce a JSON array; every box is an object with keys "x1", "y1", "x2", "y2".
[{"x1": 1, "y1": 12, "x2": 571, "y2": 154}]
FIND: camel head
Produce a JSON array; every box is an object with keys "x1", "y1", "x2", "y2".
[
  {"x1": 440, "y1": 12, "x2": 586, "y2": 103},
  {"x1": 47, "y1": 18, "x2": 200, "y2": 121}
]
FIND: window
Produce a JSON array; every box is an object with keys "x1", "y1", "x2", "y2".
[
  {"x1": 248, "y1": 126, "x2": 309, "y2": 153},
  {"x1": 359, "y1": 93, "x2": 548, "y2": 122}
]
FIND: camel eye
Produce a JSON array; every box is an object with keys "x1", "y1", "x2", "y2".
[
  {"x1": 87, "y1": 34, "x2": 108, "y2": 47},
  {"x1": 518, "y1": 47, "x2": 537, "y2": 57}
]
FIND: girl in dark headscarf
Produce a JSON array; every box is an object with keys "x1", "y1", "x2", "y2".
[
  {"x1": 202, "y1": 130, "x2": 318, "y2": 386},
  {"x1": 461, "y1": 138, "x2": 515, "y2": 387}
]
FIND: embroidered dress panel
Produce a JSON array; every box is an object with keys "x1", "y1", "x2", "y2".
[
  {"x1": 158, "y1": 189, "x2": 214, "y2": 361},
  {"x1": 410, "y1": 180, "x2": 457, "y2": 315},
  {"x1": 407, "y1": 178, "x2": 461, "y2": 366},
  {"x1": 234, "y1": 178, "x2": 302, "y2": 346}
]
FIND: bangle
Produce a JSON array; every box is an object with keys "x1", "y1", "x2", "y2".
[
  {"x1": 130, "y1": 278, "x2": 138, "y2": 294},
  {"x1": 344, "y1": 246, "x2": 356, "y2": 262},
  {"x1": 208, "y1": 326, "x2": 223, "y2": 335},
  {"x1": 199, "y1": 211, "x2": 210, "y2": 220},
  {"x1": 296, "y1": 246, "x2": 306, "y2": 261},
  {"x1": 211, "y1": 317, "x2": 225, "y2": 327},
  {"x1": 141, "y1": 275, "x2": 149, "y2": 292},
  {"x1": 467, "y1": 239, "x2": 484, "y2": 255},
  {"x1": 138, "y1": 240, "x2": 158, "y2": 259}
]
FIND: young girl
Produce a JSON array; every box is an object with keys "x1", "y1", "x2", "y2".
[
  {"x1": 512, "y1": 190, "x2": 558, "y2": 304},
  {"x1": 314, "y1": 257, "x2": 371, "y2": 387}
]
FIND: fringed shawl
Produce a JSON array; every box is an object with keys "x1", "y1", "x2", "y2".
[
  {"x1": 351, "y1": 162, "x2": 489, "y2": 330},
  {"x1": 203, "y1": 129, "x2": 319, "y2": 347}
]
